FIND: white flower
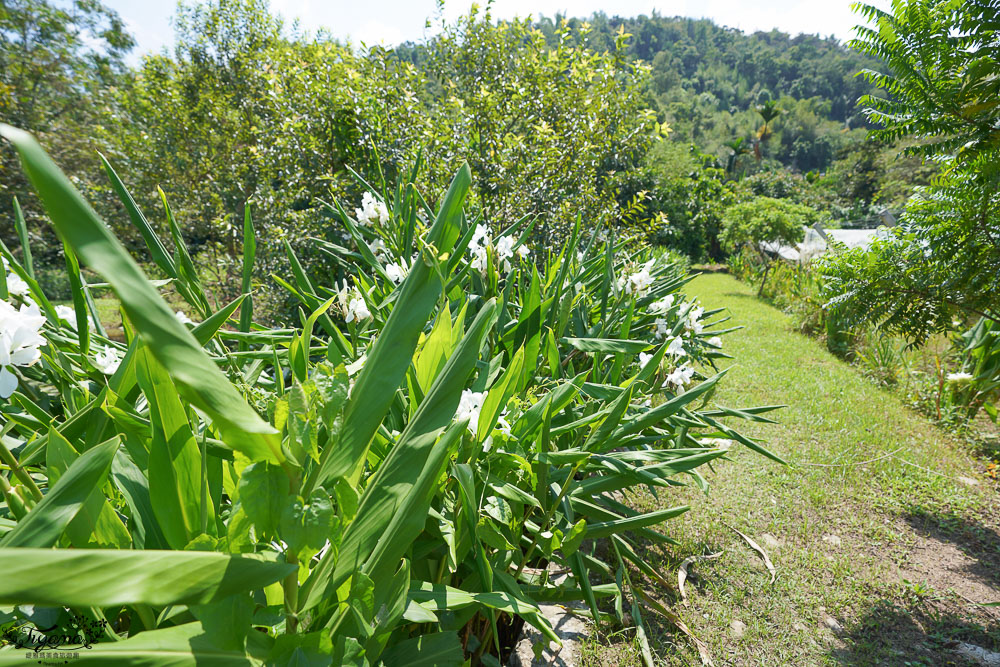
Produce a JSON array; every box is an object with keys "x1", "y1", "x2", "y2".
[
  {"x1": 651, "y1": 294, "x2": 675, "y2": 314},
  {"x1": 456, "y1": 389, "x2": 485, "y2": 433},
  {"x1": 621, "y1": 261, "x2": 655, "y2": 298},
  {"x1": 664, "y1": 364, "x2": 695, "y2": 389},
  {"x1": 708, "y1": 336, "x2": 723, "y2": 348},
  {"x1": 576, "y1": 251, "x2": 584, "y2": 264},
  {"x1": 494, "y1": 236, "x2": 528, "y2": 272},
  {"x1": 346, "y1": 353, "x2": 367, "y2": 376},
  {"x1": 367, "y1": 237, "x2": 388, "y2": 259},
  {"x1": 94, "y1": 345, "x2": 122, "y2": 376},
  {"x1": 346, "y1": 296, "x2": 371, "y2": 323},
  {"x1": 467, "y1": 224, "x2": 494, "y2": 276},
  {"x1": 385, "y1": 260, "x2": 409, "y2": 285},
  {"x1": 667, "y1": 336, "x2": 686, "y2": 358},
  {"x1": 654, "y1": 318, "x2": 670, "y2": 340},
  {"x1": 496, "y1": 414, "x2": 512, "y2": 437},
  {"x1": 5, "y1": 272, "x2": 29, "y2": 297},
  {"x1": 175, "y1": 310, "x2": 194, "y2": 325},
  {"x1": 336, "y1": 281, "x2": 372, "y2": 323},
  {"x1": 354, "y1": 192, "x2": 389, "y2": 227},
  {"x1": 946, "y1": 372, "x2": 974, "y2": 384},
  {"x1": 470, "y1": 224, "x2": 491, "y2": 249},
  {"x1": 0, "y1": 300, "x2": 47, "y2": 398},
  {"x1": 638, "y1": 351, "x2": 654, "y2": 368},
  {"x1": 54, "y1": 305, "x2": 76, "y2": 327},
  {"x1": 470, "y1": 245, "x2": 489, "y2": 276},
  {"x1": 496, "y1": 236, "x2": 515, "y2": 264},
  {"x1": 685, "y1": 305, "x2": 705, "y2": 335}
]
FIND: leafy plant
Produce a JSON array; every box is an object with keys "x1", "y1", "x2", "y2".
[{"x1": 0, "y1": 126, "x2": 780, "y2": 666}]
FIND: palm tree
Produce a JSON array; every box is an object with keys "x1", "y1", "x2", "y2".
[
  {"x1": 753, "y1": 100, "x2": 782, "y2": 161},
  {"x1": 755, "y1": 100, "x2": 782, "y2": 140},
  {"x1": 723, "y1": 137, "x2": 750, "y2": 177}
]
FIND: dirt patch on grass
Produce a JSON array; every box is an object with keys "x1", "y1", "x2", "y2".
[{"x1": 898, "y1": 532, "x2": 1000, "y2": 607}]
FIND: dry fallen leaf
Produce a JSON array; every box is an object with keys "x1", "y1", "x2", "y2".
[
  {"x1": 678, "y1": 551, "x2": 724, "y2": 606},
  {"x1": 728, "y1": 524, "x2": 776, "y2": 584}
]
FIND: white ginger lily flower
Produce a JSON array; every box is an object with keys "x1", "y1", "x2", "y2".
[
  {"x1": 0, "y1": 300, "x2": 46, "y2": 398},
  {"x1": 666, "y1": 336, "x2": 686, "y2": 358},
  {"x1": 654, "y1": 318, "x2": 670, "y2": 340},
  {"x1": 651, "y1": 294, "x2": 675, "y2": 314},
  {"x1": 54, "y1": 305, "x2": 76, "y2": 328},
  {"x1": 456, "y1": 389, "x2": 485, "y2": 433},
  {"x1": 94, "y1": 345, "x2": 123, "y2": 376},
  {"x1": 385, "y1": 260, "x2": 409, "y2": 285},
  {"x1": 354, "y1": 192, "x2": 389, "y2": 227},
  {"x1": 5, "y1": 272, "x2": 29, "y2": 297},
  {"x1": 664, "y1": 364, "x2": 695, "y2": 389},
  {"x1": 367, "y1": 238, "x2": 388, "y2": 260}
]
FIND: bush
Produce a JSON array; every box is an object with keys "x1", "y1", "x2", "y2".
[
  {"x1": 720, "y1": 197, "x2": 816, "y2": 296},
  {"x1": 0, "y1": 127, "x2": 779, "y2": 665}
]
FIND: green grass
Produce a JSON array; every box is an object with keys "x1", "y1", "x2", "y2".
[{"x1": 584, "y1": 272, "x2": 1000, "y2": 666}]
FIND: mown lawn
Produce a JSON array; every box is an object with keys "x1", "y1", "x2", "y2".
[{"x1": 584, "y1": 272, "x2": 1000, "y2": 666}]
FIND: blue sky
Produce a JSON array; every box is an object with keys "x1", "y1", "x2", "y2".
[{"x1": 103, "y1": 0, "x2": 889, "y2": 60}]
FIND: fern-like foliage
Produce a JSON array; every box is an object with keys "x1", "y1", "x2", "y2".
[
  {"x1": 819, "y1": 0, "x2": 1000, "y2": 341},
  {"x1": 850, "y1": 0, "x2": 1000, "y2": 167}
]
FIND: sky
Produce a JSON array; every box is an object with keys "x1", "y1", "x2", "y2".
[{"x1": 102, "y1": 0, "x2": 887, "y2": 61}]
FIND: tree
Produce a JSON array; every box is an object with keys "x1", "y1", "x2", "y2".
[
  {"x1": 720, "y1": 196, "x2": 815, "y2": 295},
  {"x1": 753, "y1": 99, "x2": 782, "y2": 160},
  {"x1": 819, "y1": 0, "x2": 1000, "y2": 341},
  {"x1": 0, "y1": 0, "x2": 133, "y2": 254},
  {"x1": 423, "y1": 9, "x2": 656, "y2": 245}
]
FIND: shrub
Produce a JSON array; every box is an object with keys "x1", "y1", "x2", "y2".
[
  {"x1": 720, "y1": 197, "x2": 816, "y2": 295},
  {"x1": 0, "y1": 126, "x2": 779, "y2": 665}
]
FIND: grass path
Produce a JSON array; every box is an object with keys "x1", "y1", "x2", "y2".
[{"x1": 585, "y1": 272, "x2": 1000, "y2": 666}]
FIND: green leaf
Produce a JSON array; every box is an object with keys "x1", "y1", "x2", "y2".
[
  {"x1": 2, "y1": 125, "x2": 282, "y2": 464},
  {"x1": 238, "y1": 462, "x2": 290, "y2": 540},
  {"x1": 135, "y1": 345, "x2": 213, "y2": 548},
  {"x1": 191, "y1": 294, "x2": 248, "y2": 346},
  {"x1": 0, "y1": 550, "x2": 293, "y2": 607},
  {"x1": 280, "y1": 490, "x2": 336, "y2": 560},
  {"x1": 381, "y1": 631, "x2": 463, "y2": 667},
  {"x1": 301, "y1": 300, "x2": 497, "y2": 619},
  {"x1": 239, "y1": 205, "x2": 257, "y2": 351},
  {"x1": 585, "y1": 506, "x2": 689, "y2": 538},
  {"x1": 477, "y1": 346, "x2": 524, "y2": 442},
  {"x1": 1, "y1": 437, "x2": 118, "y2": 548},
  {"x1": 111, "y1": 450, "x2": 168, "y2": 550},
  {"x1": 0, "y1": 621, "x2": 260, "y2": 665},
  {"x1": 98, "y1": 152, "x2": 177, "y2": 279},
  {"x1": 46, "y1": 427, "x2": 131, "y2": 549}
]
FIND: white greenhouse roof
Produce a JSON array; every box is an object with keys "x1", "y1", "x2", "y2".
[{"x1": 761, "y1": 226, "x2": 890, "y2": 263}]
